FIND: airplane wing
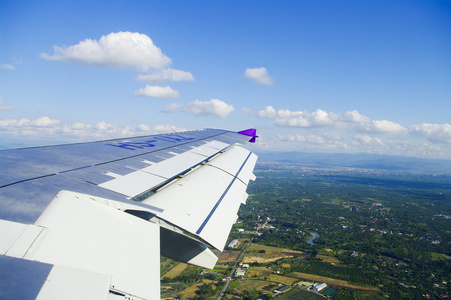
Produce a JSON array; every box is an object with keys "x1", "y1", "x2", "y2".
[{"x1": 0, "y1": 128, "x2": 258, "y2": 300}]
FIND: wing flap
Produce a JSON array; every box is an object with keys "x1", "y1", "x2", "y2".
[
  {"x1": 143, "y1": 145, "x2": 257, "y2": 251},
  {"x1": 143, "y1": 164, "x2": 232, "y2": 235},
  {"x1": 27, "y1": 190, "x2": 160, "y2": 300},
  {"x1": 99, "y1": 170, "x2": 165, "y2": 198},
  {"x1": 0, "y1": 220, "x2": 31, "y2": 254},
  {"x1": 4, "y1": 224, "x2": 45, "y2": 259},
  {"x1": 196, "y1": 178, "x2": 248, "y2": 251},
  {"x1": 36, "y1": 266, "x2": 112, "y2": 300},
  {"x1": 160, "y1": 227, "x2": 218, "y2": 269}
]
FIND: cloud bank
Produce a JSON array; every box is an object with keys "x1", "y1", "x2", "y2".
[
  {"x1": 277, "y1": 132, "x2": 446, "y2": 158},
  {"x1": 0, "y1": 117, "x2": 187, "y2": 143},
  {"x1": 409, "y1": 123, "x2": 451, "y2": 144},
  {"x1": 246, "y1": 106, "x2": 407, "y2": 134},
  {"x1": 1, "y1": 112, "x2": 450, "y2": 159},
  {"x1": 244, "y1": 106, "x2": 451, "y2": 158}
]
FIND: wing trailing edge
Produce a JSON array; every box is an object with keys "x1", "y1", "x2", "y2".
[{"x1": 142, "y1": 145, "x2": 258, "y2": 252}]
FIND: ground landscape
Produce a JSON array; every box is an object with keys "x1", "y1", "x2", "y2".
[{"x1": 161, "y1": 153, "x2": 451, "y2": 299}]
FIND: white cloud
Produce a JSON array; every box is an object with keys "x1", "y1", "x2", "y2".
[
  {"x1": 243, "y1": 106, "x2": 275, "y2": 118},
  {"x1": 163, "y1": 99, "x2": 234, "y2": 118},
  {"x1": 342, "y1": 110, "x2": 371, "y2": 123},
  {"x1": 163, "y1": 102, "x2": 182, "y2": 113},
  {"x1": 40, "y1": 32, "x2": 196, "y2": 99},
  {"x1": 250, "y1": 106, "x2": 336, "y2": 128},
  {"x1": 183, "y1": 99, "x2": 234, "y2": 118},
  {"x1": 0, "y1": 117, "x2": 60, "y2": 128},
  {"x1": 41, "y1": 31, "x2": 171, "y2": 71},
  {"x1": 258, "y1": 106, "x2": 277, "y2": 119},
  {"x1": 352, "y1": 135, "x2": 383, "y2": 145},
  {"x1": 134, "y1": 85, "x2": 180, "y2": 98},
  {"x1": 247, "y1": 106, "x2": 407, "y2": 134},
  {"x1": 71, "y1": 122, "x2": 86, "y2": 130},
  {"x1": 136, "y1": 68, "x2": 194, "y2": 82},
  {"x1": 60, "y1": 122, "x2": 134, "y2": 138},
  {"x1": 275, "y1": 109, "x2": 336, "y2": 128},
  {"x1": 1, "y1": 64, "x2": 15, "y2": 70},
  {"x1": 137, "y1": 124, "x2": 151, "y2": 132},
  {"x1": 0, "y1": 117, "x2": 187, "y2": 143},
  {"x1": 368, "y1": 120, "x2": 407, "y2": 134},
  {"x1": 34, "y1": 116, "x2": 60, "y2": 127},
  {"x1": 152, "y1": 124, "x2": 187, "y2": 133},
  {"x1": 244, "y1": 67, "x2": 274, "y2": 85},
  {"x1": 409, "y1": 123, "x2": 451, "y2": 144},
  {"x1": 0, "y1": 117, "x2": 61, "y2": 137}
]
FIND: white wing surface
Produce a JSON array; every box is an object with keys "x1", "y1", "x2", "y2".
[{"x1": 0, "y1": 129, "x2": 258, "y2": 299}]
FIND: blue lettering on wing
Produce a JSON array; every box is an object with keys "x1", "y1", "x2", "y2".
[
  {"x1": 106, "y1": 135, "x2": 195, "y2": 150},
  {"x1": 106, "y1": 139, "x2": 157, "y2": 150},
  {"x1": 154, "y1": 135, "x2": 196, "y2": 143}
]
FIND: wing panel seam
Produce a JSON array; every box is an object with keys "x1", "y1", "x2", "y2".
[
  {"x1": 206, "y1": 164, "x2": 248, "y2": 186},
  {"x1": 0, "y1": 174, "x2": 57, "y2": 189}
]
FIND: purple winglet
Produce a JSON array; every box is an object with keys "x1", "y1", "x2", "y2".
[{"x1": 238, "y1": 128, "x2": 258, "y2": 143}]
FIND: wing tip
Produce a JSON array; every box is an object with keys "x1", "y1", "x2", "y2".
[{"x1": 238, "y1": 128, "x2": 258, "y2": 143}]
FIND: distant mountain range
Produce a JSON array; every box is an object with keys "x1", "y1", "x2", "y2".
[{"x1": 256, "y1": 151, "x2": 451, "y2": 173}]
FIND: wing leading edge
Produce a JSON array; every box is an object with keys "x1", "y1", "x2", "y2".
[{"x1": 0, "y1": 128, "x2": 258, "y2": 299}]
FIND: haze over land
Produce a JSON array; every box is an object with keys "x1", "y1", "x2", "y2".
[
  {"x1": 1, "y1": 1, "x2": 450, "y2": 159},
  {"x1": 258, "y1": 152, "x2": 451, "y2": 173}
]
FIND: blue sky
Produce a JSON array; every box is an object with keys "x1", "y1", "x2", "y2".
[{"x1": 1, "y1": 0, "x2": 450, "y2": 159}]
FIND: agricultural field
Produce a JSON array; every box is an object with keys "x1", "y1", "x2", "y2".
[
  {"x1": 161, "y1": 262, "x2": 188, "y2": 279},
  {"x1": 288, "y1": 272, "x2": 381, "y2": 292},
  {"x1": 316, "y1": 254, "x2": 340, "y2": 263},
  {"x1": 160, "y1": 256, "x2": 178, "y2": 277},
  {"x1": 268, "y1": 274, "x2": 298, "y2": 285},
  {"x1": 217, "y1": 250, "x2": 241, "y2": 263},
  {"x1": 242, "y1": 243, "x2": 305, "y2": 264},
  {"x1": 177, "y1": 280, "x2": 215, "y2": 300},
  {"x1": 229, "y1": 279, "x2": 274, "y2": 293},
  {"x1": 246, "y1": 266, "x2": 272, "y2": 278}
]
